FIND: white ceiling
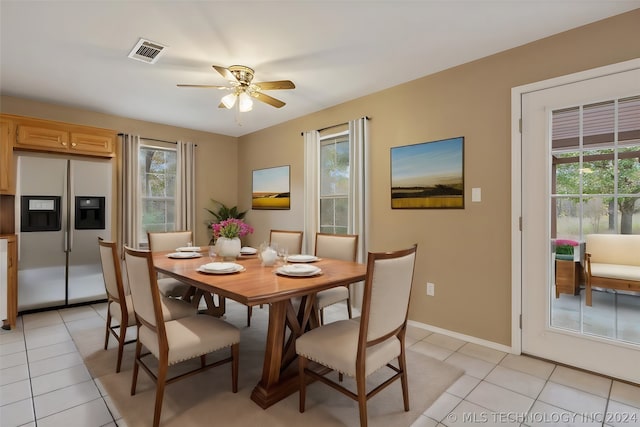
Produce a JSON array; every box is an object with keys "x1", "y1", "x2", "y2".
[{"x1": 1, "y1": 1, "x2": 638, "y2": 138}]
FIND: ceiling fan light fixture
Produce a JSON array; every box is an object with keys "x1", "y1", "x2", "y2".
[
  {"x1": 221, "y1": 93, "x2": 237, "y2": 109},
  {"x1": 238, "y1": 92, "x2": 253, "y2": 112},
  {"x1": 178, "y1": 64, "x2": 294, "y2": 113}
]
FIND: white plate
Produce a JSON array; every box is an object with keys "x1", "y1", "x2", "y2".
[
  {"x1": 176, "y1": 246, "x2": 202, "y2": 252},
  {"x1": 198, "y1": 262, "x2": 245, "y2": 274},
  {"x1": 167, "y1": 252, "x2": 202, "y2": 259},
  {"x1": 240, "y1": 246, "x2": 257, "y2": 255},
  {"x1": 276, "y1": 264, "x2": 322, "y2": 277},
  {"x1": 286, "y1": 254, "x2": 319, "y2": 263}
]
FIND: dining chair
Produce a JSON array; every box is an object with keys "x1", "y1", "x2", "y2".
[
  {"x1": 147, "y1": 231, "x2": 194, "y2": 298},
  {"x1": 270, "y1": 229, "x2": 304, "y2": 255},
  {"x1": 314, "y1": 233, "x2": 359, "y2": 324},
  {"x1": 246, "y1": 229, "x2": 305, "y2": 327},
  {"x1": 98, "y1": 238, "x2": 197, "y2": 373},
  {"x1": 124, "y1": 246, "x2": 240, "y2": 427},
  {"x1": 297, "y1": 244, "x2": 417, "y2": 427}
]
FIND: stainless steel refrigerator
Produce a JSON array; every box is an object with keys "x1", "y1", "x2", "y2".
[{"x1": 16, "y1": 153, "x2": 112, "y2": 311}]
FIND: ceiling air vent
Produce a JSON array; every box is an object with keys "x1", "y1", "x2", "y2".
[{"x1": 128, "y1": 38, "x2": 167, "y2": 64}]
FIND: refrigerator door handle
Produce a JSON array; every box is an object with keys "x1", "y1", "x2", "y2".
[{"x1": 67, "y1": 160, "x2": 74, "y2": 252}]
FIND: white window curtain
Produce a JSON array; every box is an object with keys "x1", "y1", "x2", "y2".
[
  {"x1": 349, "y1": 117, "x2": 369, "y2": 265},
  {"x1": 175, "y1": 140, "x2": 196, "y2": 231},
  {"x1": 119, "y1": 133, "x2": 141, "y2": 250},
  {"x1": 303, "y1": 130, "x2": 320, "y2": 254},
  {"x1": 348, "y1": 117, "x2": 369, "y2": 309},
  {"x1": 303, "y1": 116, "x2": 370, "y2": 308}
]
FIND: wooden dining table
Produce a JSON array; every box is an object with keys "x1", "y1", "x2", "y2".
[{"x1": 152, "y1": 251, "x2": 366, "y2": 409}]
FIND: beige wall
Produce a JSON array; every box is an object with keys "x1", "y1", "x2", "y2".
[
  {"x1": 238, "y1": 9, "x2": 640, "y2": 346},
  {"x1": 0, "y1": 96, "x2": 238, "y2": 246}
]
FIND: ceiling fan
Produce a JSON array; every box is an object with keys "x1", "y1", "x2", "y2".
[{"x1": 177, "y1": 65, "x2": 295, "y2": 112}]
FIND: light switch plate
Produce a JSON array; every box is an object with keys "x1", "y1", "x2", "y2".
[{"x1": 472, "y1": 187, "x2": 481, "y2": 202}]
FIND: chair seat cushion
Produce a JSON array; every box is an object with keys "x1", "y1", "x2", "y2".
[
  {"x1": 157, "y1": 277, "x2": 191, "y2": 298},
  {"x1": 296, "y1": 319, "x2": 400, "y2": 377},
  {"x1": 316, "y1": 287, "x2": 349, "y2": 309},
  {"x1": 590, "y1": 263, "x2": 640, "y2": 281},
  {"x1": 139, "y1": 315, "x2": 240, "y2": 365}
]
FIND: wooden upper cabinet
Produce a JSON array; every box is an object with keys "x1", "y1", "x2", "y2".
[
  {"x1": 0, "y1": 118, "x2": 15, "y2": 195},
  {"x1": 7, "y1": 115, "x2": 116, "y2": 158},
  {"x1": 70, "y1": 131, "x2": 114, "y2": 155},
  {"x1": 16, "y1": 124, "x2": 70, "y2": 151}
]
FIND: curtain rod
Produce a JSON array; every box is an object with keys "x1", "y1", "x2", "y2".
[
  {"x1": 300, "y1": 116, "x2": 371, "y2": 136},
  {"x1": 117, "y1": 133, "x2": 176, "y2": 145}
]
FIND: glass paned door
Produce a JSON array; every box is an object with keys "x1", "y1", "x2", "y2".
[{"x1": 520, "y1": 65, "x2": 640, "y2": 383}]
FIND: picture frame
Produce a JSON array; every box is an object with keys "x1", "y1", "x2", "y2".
[
  {"x1": 390, "y1": 136, "x2": 464, "y2": 209},
  {"x1": 252, "y1": 165, "x2": 291, "y2": 210}
]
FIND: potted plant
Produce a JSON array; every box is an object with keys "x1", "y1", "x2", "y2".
[
  {"x1": 205, "y1": 199, "x2": 247, "y2": 245},
  {"x1": 554, "y1": 239, "x2": 579, "y2": 261},
  {"x1": 212, "y1": 218, "x2": 254, "y2": 260}
]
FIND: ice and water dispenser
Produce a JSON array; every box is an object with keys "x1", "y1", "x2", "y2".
[
  {"x1": 20, "y1": 196, "x2": 62, "y2": 232},
  {"x1": 74, "y1": 197, "x2": 105, "y2": 230}
]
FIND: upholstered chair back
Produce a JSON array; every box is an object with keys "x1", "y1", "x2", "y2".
[
  {"x1": 363, "y1": 246, "x2": 417, "y2": 342},
  {"x1": 586, "y1": 234, "x2": 639, "y2": 266},
  {"x1": 99, "y1": 239, "x2": 124, "y2": 302},
  {"x1": 315, "y1": 233, "x2": 358, "y2": 262},
  {"x1": 270, "y1": 229, "x2": 303, "y2": 255},
  {"x1": 124, "y1": 247, "x2": 160, "y2": 328},
  {"x1": 148, "y1": 231, "x2": 193, "y2": 252}
]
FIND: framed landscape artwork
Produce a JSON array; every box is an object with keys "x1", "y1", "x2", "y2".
[
  {"x1": 391, "y1": 136, "x2": 464, "y2": 209},
  {"x1": 252, "y1": 165, "x2": 291, "y2": 210}
]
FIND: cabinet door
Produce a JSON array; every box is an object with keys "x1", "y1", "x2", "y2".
[
  {"x1": 70, "y1": 132, "x2": 115, "y2": 156},
  {"x1": 0, "y1": 119, "x2": 14, "y2": 194},
  {"x1": 16, "y1": 124, "x2": 70, "y2": 151}
]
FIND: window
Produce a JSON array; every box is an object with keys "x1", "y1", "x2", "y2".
[
  {"x1": 319, "y1": 133, "x2": 350, "y2": 234},
  {"x1": 552, "y1": 95, "x2": 640, "y2": 239},
  {"x1": 139, "y1": 142, "x2": 177, "y2": 243}
]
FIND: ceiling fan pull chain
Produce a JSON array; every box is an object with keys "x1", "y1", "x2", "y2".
[{"x1": 235, "y1": 101, "x2": 243, "y2": 126}]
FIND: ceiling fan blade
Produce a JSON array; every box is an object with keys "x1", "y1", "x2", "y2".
[
  {"x1": 177, "y1": 84, "x2": 228, "y2": 89},
  {"x1": 252, "y1": 92, "x2": 286, "y2": 108},
  {"x1": 213, "y1": 65, "x2": 238, "y2": 82},
  {"x1": 253, "y1": 80, "x2": 295, "y2": 90}
]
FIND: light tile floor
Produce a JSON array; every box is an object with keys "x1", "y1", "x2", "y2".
[{"x1": 1, "y1": 300, "x2": 639, "y2": 427}]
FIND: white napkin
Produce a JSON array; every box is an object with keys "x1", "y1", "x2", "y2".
[
  {"x1": 279, "y1": 264, "x2": 321, "y2": 276},
  {"x1": 203, "y1": 262, "x2": 239, "y2": 272}
]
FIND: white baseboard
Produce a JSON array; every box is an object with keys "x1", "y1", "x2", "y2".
[{"x1": 407, "y1": 320, "x2": 515, "y2": 354}]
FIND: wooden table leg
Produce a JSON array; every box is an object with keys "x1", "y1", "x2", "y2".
[
  {"x1": 250, "y1": 296, "x2": 320, "y2": 409},
  {"x1": 191, "y1": 289, "x2": 226, "y2": 317},
  {"x1": 251, "y1": 300, "x2": 288, "y2": 408}
]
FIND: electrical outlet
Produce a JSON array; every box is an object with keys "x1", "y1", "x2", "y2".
[{"x1": 426, "y1": 282, "x2": 435, "y2": 296}]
